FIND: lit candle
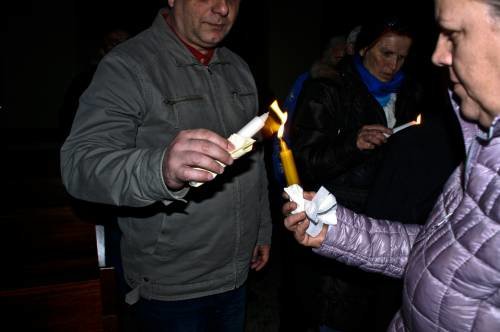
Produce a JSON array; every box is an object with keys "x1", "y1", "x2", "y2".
[
  {"x1": 270, "y1": 100, "x2": 300, "y2": 186},
  {"x1": 387, "y1": 114, "x2": 422, "y2": 136},
  {"x1": 279, "y1": 138, "x2": 300, "y2": 185}
]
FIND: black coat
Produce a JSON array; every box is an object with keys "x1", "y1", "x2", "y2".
[{"x1": 291, "y1": 58, "x2": 422, "y2": 212}]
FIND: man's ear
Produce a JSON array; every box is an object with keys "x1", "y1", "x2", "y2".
[
  {"x1": 359, "y1": 47, "x2": 367, "y2": 57},
  {"x1": 168, "y1": 0, "x2": 175, "y2": 8}
]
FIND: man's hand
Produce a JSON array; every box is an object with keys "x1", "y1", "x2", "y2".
[
  {"x1": 356, "y1": 124, "x2": 392, "y2": 150},
  {"x1": 282, "y1": 192, "x2": 327, "y2": 248},
  {"x1": 162, "y1": 129, "x2": 235, "y2": 190},
  {"x1": 251, "y1": 244, "x2": 270, "y2": 271}
]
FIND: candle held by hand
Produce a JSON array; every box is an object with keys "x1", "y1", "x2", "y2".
[
  {"x1": 279, "y1": 138, "x2": 300, "y2": 186},
  {"x1": 270, "y1": 100, "x2": 300, "y2": 186},
  {"x1": 237, "y1": 112, "x2": 269, "y2": 138},
  {"x1": 386, "y1": 114, "x2": 422, "y2": 137},
  {"x1": 188, "y1": 112, "x2": 268, "y2": 187}
]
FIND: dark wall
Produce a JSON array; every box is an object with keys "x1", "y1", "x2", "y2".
[
  {"x1": 5, "y1": 2, "x2": 78, "y2": 132},
  {"x1": 4, "y1": 0, "x2": 438, "y2": 134}
]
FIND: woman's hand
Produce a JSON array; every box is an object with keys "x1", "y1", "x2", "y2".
[
  {"x1": 356, "y1": 124, "x2": 392, "y2": 150},
  {"x1": 282, "y1": 192, "x2": 328, "y2": 248}
]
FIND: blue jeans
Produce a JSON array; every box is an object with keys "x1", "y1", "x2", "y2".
[{"x1": 134, "y1": 285, "x2": 247, "y2": 332}]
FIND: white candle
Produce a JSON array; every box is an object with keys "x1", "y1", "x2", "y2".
[
  {"x1": 237, "y1": 112, "x2": 269, "y2": 138},
  {"x1": 386, "y1": 114, "x2": 422, "y2": 137},
  {"x1": 188, "y1": 112, "x2": 268, "y2": 187},
  {"x1": 392, "y1": 121, "x2": 418, "y2": 134}
]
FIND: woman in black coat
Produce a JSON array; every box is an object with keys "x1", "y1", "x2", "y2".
[{"x1": 292, "y1": 19, "x2": 421, "y2": 213}]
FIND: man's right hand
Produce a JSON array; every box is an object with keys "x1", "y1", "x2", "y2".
[{"x1": 162, "y1": 129, "x2": 235, "y2": 190}]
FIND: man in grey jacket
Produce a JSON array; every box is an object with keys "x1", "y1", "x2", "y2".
[{"x1": 60, "y1": 1, "x2": 272, "y2": 331}]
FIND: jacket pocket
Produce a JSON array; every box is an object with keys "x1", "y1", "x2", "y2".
[
  {"x1": 231, "y1": 90, "x2": 257, "y2": 119},
  {"x1": 163, "y1": 94, "x2": 216, "y2": 130}
]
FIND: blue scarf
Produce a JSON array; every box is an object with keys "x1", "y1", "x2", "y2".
[{"x1": 353, "y1": 54, "x2": 405, "y2": 107}]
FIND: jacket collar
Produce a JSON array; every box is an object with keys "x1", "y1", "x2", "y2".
[{"x1": 481, "y1": 116, "x2": 500, "y2": 141}]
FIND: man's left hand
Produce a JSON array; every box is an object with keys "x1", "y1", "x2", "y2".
[{"x1": 251, "y1": 244, "x2": 270, "y2": 271}]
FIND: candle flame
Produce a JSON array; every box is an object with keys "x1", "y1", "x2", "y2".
[
  {"x1": 271, "y1": 100, "x2": 300, "y2": 185},
  {"x1": 270, "y1": 100, "x2": 288, "y2": 139},
  {"x1": 416, "y1": 114, "x2": 422, "y2": 125}
]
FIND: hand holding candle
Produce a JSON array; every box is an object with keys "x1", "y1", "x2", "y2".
[
  {"x1": 385, "y1": 114, "x2": 422, "y2": 137},
  {"x1": 189, "y1": 113, "x2": 269, "y2": 187}
]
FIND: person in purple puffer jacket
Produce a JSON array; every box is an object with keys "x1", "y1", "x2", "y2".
[{"x1": 283, "y1": 0, "x2": 500, "y2": 331}]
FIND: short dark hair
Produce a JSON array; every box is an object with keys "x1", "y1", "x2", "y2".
[{"x1": 355, "y1": 16, "x2": 413, "y2": 53}]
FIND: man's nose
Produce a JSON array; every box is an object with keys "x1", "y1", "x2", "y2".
[{"x1": 213, "y1": 0, "x2": 229, "y2": 16}]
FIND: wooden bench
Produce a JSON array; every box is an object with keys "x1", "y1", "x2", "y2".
[{"x1": 0, "y1": 205, "x2": 119, "y2": 331}]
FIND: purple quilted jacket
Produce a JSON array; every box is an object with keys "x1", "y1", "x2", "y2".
[{"x1": 314, "y1": 109, "x2": 500, "y2": 331}]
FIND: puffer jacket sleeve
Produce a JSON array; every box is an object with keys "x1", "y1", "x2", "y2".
[
  {"x1": 60, "y1": 52, "x2": 186, "y2": 207},
  {"x1": 291, "y1": 78, "x2": 371, "y2": 188},
  {"x1": 313, "y1": 206, "x2": 422, "y2": 278}
]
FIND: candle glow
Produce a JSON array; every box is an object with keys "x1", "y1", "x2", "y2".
[
  {"x1": 270, "y1": 100, "x2": 300, "y2": 186},
  {"x1": 388, "y1": 114, "x2": 422, "y2": 136}
]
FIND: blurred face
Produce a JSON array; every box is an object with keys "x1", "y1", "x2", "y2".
[
  {"x1": 360, "y1": 32, "x2": 412, "y2": 82},
  {"x1": 101, "y1": 30, "x2": 130, "y2": 55},
  {"x1": 330, "y1": 43, "x2": 347, "y2": 65},
  {"x1": 432, "y1": 0, "x2": 500, "y2": 128},
  {"x1": 168, "y1": 0, "x2": 240, "y2": 53}
]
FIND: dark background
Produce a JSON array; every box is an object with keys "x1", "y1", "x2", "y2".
[{"x1": 4, "y1": 0, "x2": 437, "y2": 134}]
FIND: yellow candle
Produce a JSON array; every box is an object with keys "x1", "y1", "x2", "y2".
[{"x1": 279, "y1": 138, "x2": 300, "y2": 186}]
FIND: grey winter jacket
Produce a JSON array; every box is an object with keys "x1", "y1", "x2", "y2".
[
  {"x1": 61, "y1": 9, "x2": 272, "y2": 302},
  {"x1": 314, "y1": 105, "x2": 500, "y2": 331}
]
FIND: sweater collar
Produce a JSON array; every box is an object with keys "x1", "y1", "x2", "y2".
[{"x1": 483, "y1": 116, "x2": 500, "y2": 141}]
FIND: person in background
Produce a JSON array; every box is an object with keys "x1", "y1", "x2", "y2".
[
  {"x1": 283, "y1": 35, "x2": 347, "y2": 124},
  {"x1": 345, "y1": 25, "x2": 361, "y2": 56},
  {"x1": 59, "y1": 27, "x2": 130, "y2": 140},
  {"x1": 60, "y1": 1, "x2": 272, "y2": 331},
  {"x1": 309, "y1": 35, "x2": 348, "y2": 82},
  {"x1": 98, "y1": 28, "x2": 130, "y2": 57},
  {"x1": 284, "y1": 0, "x2": 500, "y2": 330},
  {"x1": 291, "y1": 18, "x2": 421, "y2": 212}
]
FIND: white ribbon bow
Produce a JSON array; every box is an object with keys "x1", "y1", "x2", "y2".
[{"x1": 284, "y1": 184, "x2": 337, "y2": 237}]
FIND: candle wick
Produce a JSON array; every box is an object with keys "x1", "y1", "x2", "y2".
[{"x1": 279, "y1": 138, "x2": 289, "y2": 151}]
